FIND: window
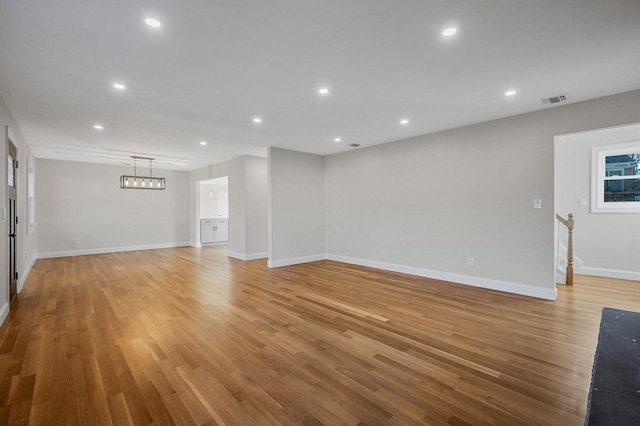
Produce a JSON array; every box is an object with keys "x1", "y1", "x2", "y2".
[
  {"x1": 8, "y1": 155, "x2": 14, "y2": 187},
  {"x1": 27, "y1": 157, "x2": 35, "y2": 234},
  {"x1": 592, "y1": 141, "x2": 640, "y2": 213}
]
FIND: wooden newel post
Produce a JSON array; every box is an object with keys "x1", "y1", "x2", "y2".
[{"x1": 566, "y1": 213, "x2": 574, "y2": 286}]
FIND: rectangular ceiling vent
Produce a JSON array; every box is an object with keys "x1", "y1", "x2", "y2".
[
  {"x1": 349, "y1": 143, "x2": 361, "y2": 147},
  {"x1": 542, "y1": 93, "x2": 569, "y2": 105}
]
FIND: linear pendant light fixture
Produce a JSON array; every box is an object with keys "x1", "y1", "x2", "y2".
[{"x1": 120, "y1": 156, "x2": 166, "y2": 190}]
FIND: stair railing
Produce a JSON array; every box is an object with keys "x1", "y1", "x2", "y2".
[{"x1": 555, "y1": 213, "x2": 574, "y2": 285}]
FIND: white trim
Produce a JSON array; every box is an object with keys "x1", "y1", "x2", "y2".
[
  {"x1": 37, "y1": 242, "x2": 191, "y2": 259},
  {"x1": 557, "y1": 242, "x2": 640, "y2": 281},
  {"x1": 0, "y1": 302, "x2": 8, "y2": 327},
  {"x1": 17, "y1": 254, "x2": 37, "y2": 293},
  {"x1": 577, "y1": 266, "x2": 640, "y2": 282},
  {"x1": 190, "y1": 241, "x2": 202, "y2": 248},
  {"x1": 267, "y1": 254, "x2": 326, "y2": 268},
  {"x1": 228, "y1": 251, "x2": 268, "y2": 261},
  {"x1": 326, "y1": 254, "x2": 558, "y2": 300},
  {"x1": 265, "y1": 252, "x2": 557, "y2": 300},
  {"x1": 557, "y1": 243, "x2": 585, "y2": 268}
]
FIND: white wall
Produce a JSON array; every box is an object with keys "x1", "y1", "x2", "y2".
[
  {"x1": 36, "y1": 159, "x2": 190, "y2": 256},
  {"x1": 320, "y1": 89, "x2": 640, "y2": 300},
  {"x1": 0, "y1": 94, "x2": 37, "y2": 326},
  {"x1": 189, "y1": 156, "x2": 268, "y2": 259},
  {"x1": 199, "y1": 183, "x2": 228, "y2": 218},
  {"x1": 268, "y1": 147, "x2": 325, "y2": 267},
  {"x1": 20, "y1": 147, "x2": 37, "y2": 289},
  {"x1": 245, "y1": 156, "x2": 268, "y2": 256},
  {"x1": 555, "y1": 123, "x2": 640, "y2": 280}
]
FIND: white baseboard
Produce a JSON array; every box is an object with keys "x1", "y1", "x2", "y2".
[
  {"x1": 326, "y1": 254, "x2": 558, "y2": 300},
  {"x1": 190, "y1": 241, "x2": 202, "y2": 248},
  {"x1": 577, "y1": 266, "x2": 640, "y2": 282},
  {"x1": 557, "y1": 243, "x2": 639, "y2": 281},
  {"x1": 267, "y1": 254, "x2": 326, "y2": 268},
  {"x1": 0, "y1": 302, "x2": 8, "y2": 328},
  {"x1": 38, "y1": 242, "x2": 191, "y2": 259},
  {"x1": 32, "y1": 244, "x2": 560, "y2": 300},
  {"x1": 228, "y1": 251, "x2": 268, "y2": 261},
  {"x1": 265, "y1": 253, "x2": 556, "y2": 300},
  {"x1": 18, "y1": 255, "x2": 38, "y2": 293}
]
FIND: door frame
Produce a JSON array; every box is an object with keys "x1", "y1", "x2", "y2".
[{"x1": 6, "y1": 126, "x2": 18, "y2": 303}]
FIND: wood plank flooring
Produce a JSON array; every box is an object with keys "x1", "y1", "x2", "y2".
[{"x1": 1, "y1": 246, "x2": 639, "y2": 425}]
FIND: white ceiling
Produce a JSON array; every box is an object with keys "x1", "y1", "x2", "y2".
[{"x1": 1, "y1": 1, "x2": 639, "y2": 171}]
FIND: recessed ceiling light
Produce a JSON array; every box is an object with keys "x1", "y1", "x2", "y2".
[
  {"x1": 505, "y1": 90, "x2": 517, "y2": 96},
  {"x1": 145, "y1": 18, "x2": 162, "y2": 28},
  {"x1": 400, "y1": 119, "x2": 409, "y2": 125},
  {"x1": 318, "y1": 88, "x2": 329, "y2": 95},
  {"x1": 442, "y1": 27, "x2": 457, "y2": 37},
  {"x1": 253, "y1": 117, "x2": 262, "y2": 123},
  {"x1": 200, "y1": 141, "x2": 207, "y2": 146},
  {"x1": 94, "y1": 124, "x2": 104, "y2": 130},
  {"x1": 334, "y1": 137, "x2": 341, "y2": 142},
  {"x1": 113, "y1": 83, "x2": 126, "y2": 90}
]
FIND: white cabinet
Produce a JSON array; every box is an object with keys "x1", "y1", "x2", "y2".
[
  {"x1": 200, "y1": 218, "x2": 228, "y2": 244},
  {"x1": 200, "y1": 219, "x2": 215, "y2": 243},
  {"x1": 213, "y1": 219, "x2": 228, "y2": 242}
]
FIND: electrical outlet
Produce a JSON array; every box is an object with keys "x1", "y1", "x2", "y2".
[
  {"x1": 347, "y1": 243, "x2": 352, "y2": 250},
  {"x1": 467, "y1": 257, "x2": 475, "y2": 267},
  {"x1": 74, "y1": 239, "x2": 80, "y2": 245}
]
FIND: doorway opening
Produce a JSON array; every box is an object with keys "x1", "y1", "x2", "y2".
[
  {"x1": 197, "y1": 176, "x2": 229, "y2": 247},
  {"x1": 554, "y1": 122, "x2": 640, "y2": 285}
]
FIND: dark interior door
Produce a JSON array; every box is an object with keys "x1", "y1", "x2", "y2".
[{"x1": 8, "y1": 140, "x2": 17, "y2": 302}]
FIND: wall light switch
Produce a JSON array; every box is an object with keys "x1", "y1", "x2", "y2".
[
  {"x1": 578, "y1": 198, "x2": 587, "y2": 206},
  {"x1": 533, "y1": 198, "x2": 542, "y2": 209},
  {"x1": 1, "y1": 208, "x2": 6, "y2": 220}
]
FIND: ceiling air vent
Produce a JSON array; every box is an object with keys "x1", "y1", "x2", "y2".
[
  {"x1": 349, "y1": 143, "x2": 361, "y2": 147},
  {"x1": 542, "y1": 93, "x2": 569, "y2": 105}
]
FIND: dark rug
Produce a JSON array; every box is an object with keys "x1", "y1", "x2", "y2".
[{"x1": 585, "y1": 307, "x2": 640, "y2": 425}]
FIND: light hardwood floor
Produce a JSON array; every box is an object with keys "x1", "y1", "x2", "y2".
[{"x1": 1, "y1": 246, "x2": 639, "y2": 425}]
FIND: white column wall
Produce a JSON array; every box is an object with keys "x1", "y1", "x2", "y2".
[{"x1": 268, "y1": 147, "x2": 325, "y2": 267}]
